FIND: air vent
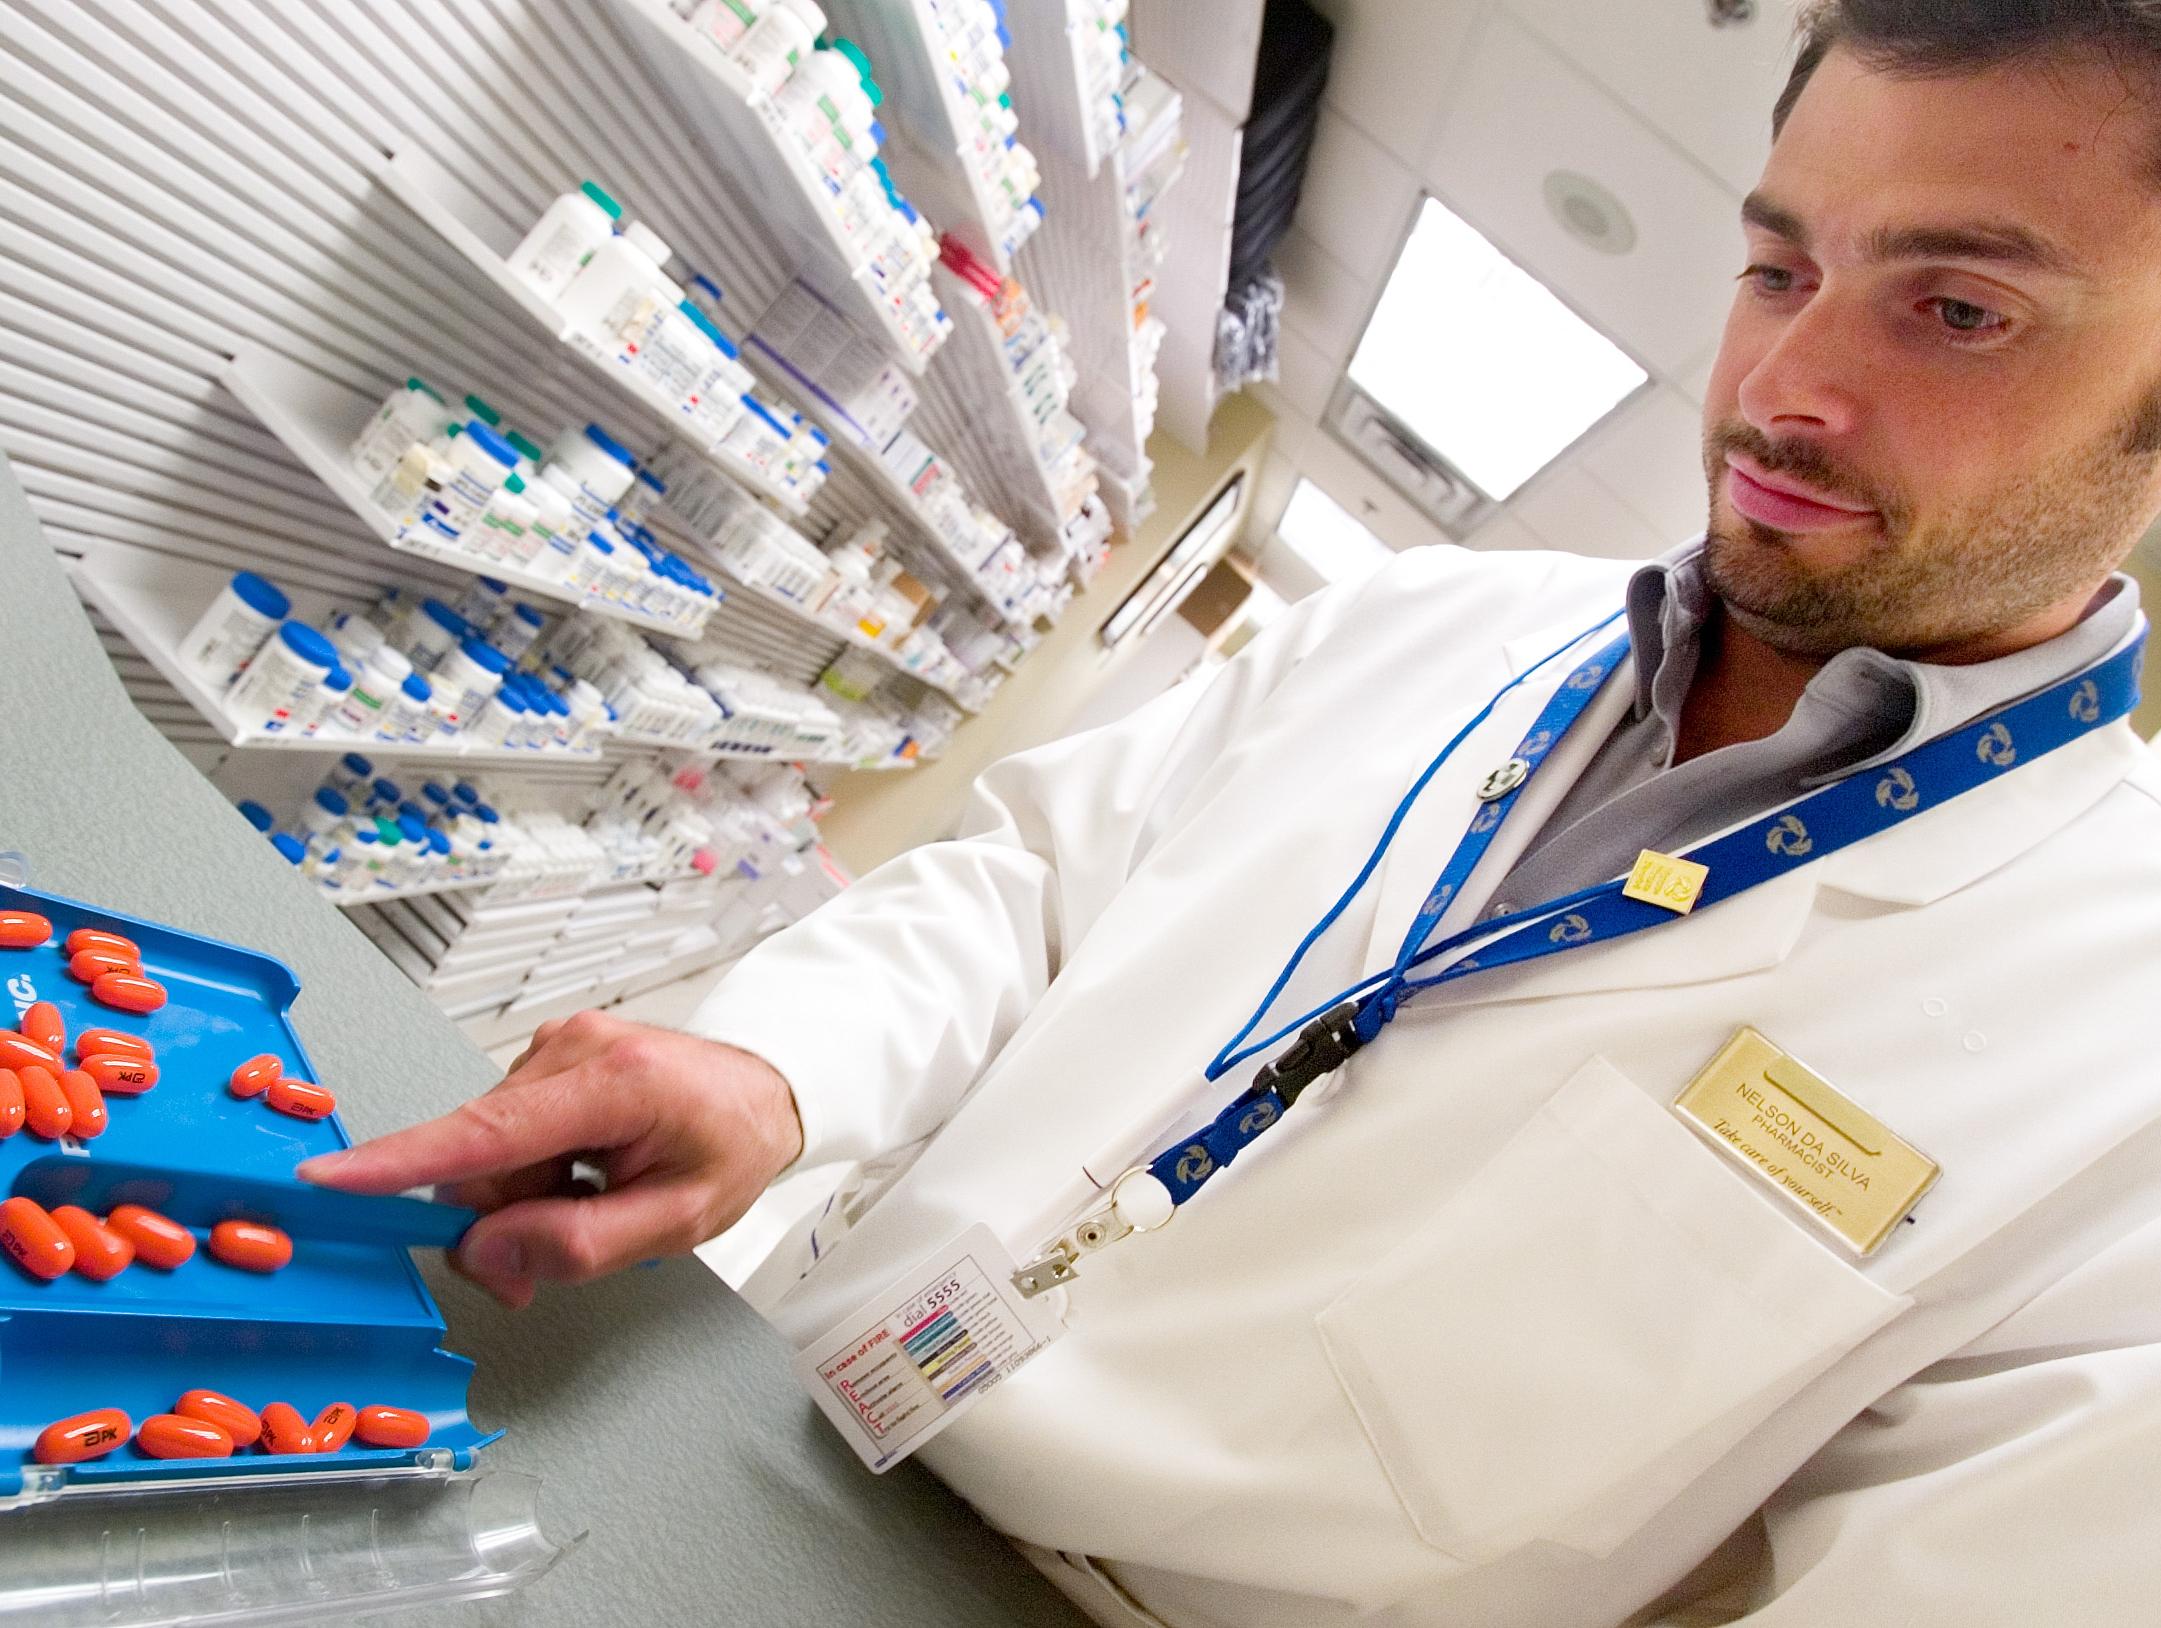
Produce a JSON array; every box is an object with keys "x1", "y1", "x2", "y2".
[{"x1": 1328, "y1": 384, "x2": 1493, "y2": 534}]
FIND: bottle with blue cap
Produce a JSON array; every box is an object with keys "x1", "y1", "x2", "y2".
[
  {"x1": 297, "y1": 665, "x2": 352, "y2": 740},
  {"x1": 181, "y1": 569, "x2": 292, "y2": 688},
  {"x1": 421, "y1": 420, "x2": 520, "y2": 542},
  {"x1": 454, "y1": 575, "x2": 512, "y2": 633},
  {"x1": 227, "y1": 620, "x2": 339, "y2": 734},
  {"x1": 495, "y1": 601, "x2": 548, "y2": 665},
  {"x1": 386, "y1": 669, "x2": 435, "y2": 743},
  {"x1": 401, "y1": 597, "x2": 467, "y2": 674},
  {"x1": 269, "y1": 833, "x2": 307, "y2": 869},
  {"x1": 295, "y1": 787, "x2": 352, "y2": 856},
  {"x1": 234, "y1": 800, "x2": 276, "y2": 835},
  {"x1": 540, "y1": 423, "x2": 639, "y2": 534},
  {"x1": 326, "y1": 752, "x2": 375, "y2": 802},
  {"x1": 436, "y1": 637, "x2": 511, "y2": 736}
]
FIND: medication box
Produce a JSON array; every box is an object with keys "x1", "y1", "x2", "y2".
[{"x1": 0, "y1": 882, "x2": 493, "y2": 1506}]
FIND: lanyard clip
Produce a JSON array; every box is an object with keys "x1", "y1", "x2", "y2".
[{"x1": 1243, "y1": 999, "x2": 1367, "y2": 1110}]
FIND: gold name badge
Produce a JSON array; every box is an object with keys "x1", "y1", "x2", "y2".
[
  {"x1": 1672, "y1": 1027, "x2": 1939, "y2": 1256},
  {"x1": 1623, "y1": 849, "x2": 1709, "y2": 914}
]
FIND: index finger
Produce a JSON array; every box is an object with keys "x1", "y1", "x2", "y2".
[{"x1": 295, "y1": 1070, "x2": 654, "y2": 1196}]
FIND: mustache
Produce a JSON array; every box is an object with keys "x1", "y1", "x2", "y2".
[{"x1": 1707, "y1": 423, "x2": 1885, "y2": 515}]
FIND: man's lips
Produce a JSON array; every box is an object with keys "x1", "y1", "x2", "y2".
[{"x1": 1723, "y1": 455, "x2": 1879, "y2": 532}]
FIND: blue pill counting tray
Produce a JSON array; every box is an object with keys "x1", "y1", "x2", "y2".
[{"x1": 0, "y1": 881, "x2": 499, "y2": 1507}]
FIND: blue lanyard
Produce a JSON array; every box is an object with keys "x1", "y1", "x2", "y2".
[{"x1": 1146, "y1": 619, "x2": 2146, "y2": 1208}]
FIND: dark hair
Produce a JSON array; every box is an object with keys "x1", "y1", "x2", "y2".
[{"x1": 1773, "y1": 0, "x2": 2161, "y2": 147}]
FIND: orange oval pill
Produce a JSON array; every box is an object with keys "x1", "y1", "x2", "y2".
[
  {"x1": 107, "y1": 1204, "x2": 195, "y2": 1270},
  {"x1": 353, "y1": 1405, "x2": 430, "y2": 1449},
  {"x1": 312, "y1": 1402, "x2": 357, "y2": 1452},
  {"x1": 69, "y1": 949, "x2": 136, "y2": 982},
  {"x1": 136, "y1": 1413, "x2": 233, "y2": 1459},
  {"x1": 54, "y1": 1070, "x2": 106, "y2": 1139},
  {"x1": 208, "y1": 1220, "x2": 291, "y2": 1273},
  {"x1": 76, "y1": 1028, "x2": 154, "y2": 1065},
  {"x1": 19, "y1": 1065, "x2": 70, "y2": 1140},
  {"x1": 266, "y1": 1078, "x2": 335, "y2": 1121},
  {"x1": 21, "y1": 1002, "x2": 64, "y2": 1056},
  {"x1": 228, "y1": 1053, "x2": 282, "y2": 1099},
  {"x1": 66, "y1": 929, "x2": 140, "y2": 961},
  {"x1": 0, "y1": 911, "x2": 52, "y2": 949},
  {"x1": 33, "y1": 1407, "x2": 132, "y2": 1464},
  {"x1": 1, "y1": 1196, "x2": 76, "y2": 1280},
  {"x1": 257, "y1": 1402, "x2": 317, "y2": 1456},
  {"x1": 82, "y1": 1055, "x2": 156, "y2": 1096},
  {"x1": 0, "y1": 1030, "x2": 60, "y2": 1073},
  {"x1": 175, "y1": 1390, "x2": 262, "y2": 1448},
  {"x1": 50, "y1": 1206, "x2": 132, "y2": 1280},
  {"x1": 90, "y1": 973, "x2": 166, "y2": 1014},
  {"x1": 0, "y1": 1069, "x2": 23, "y2": 1139}
]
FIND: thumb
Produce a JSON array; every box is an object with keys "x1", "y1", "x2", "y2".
[{"x1": 452, "y1": 1179, "x2": 709, "y2": 1305}]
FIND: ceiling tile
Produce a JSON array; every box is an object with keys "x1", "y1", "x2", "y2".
[
  {"x1": 1499, "y1": 0, "x2": 1803, "y2": 197},
  {"x1": 1291, "y1": 108, "x2": 1423, "y2": 284},
  {"x1": 1309, "y1": 0, "x2": 1485, "y2": 171},
  {"x1": 1578, "y1": 386, "x2": 1710, "y2": 542},
  {"x1": 1275, "y1": 224, "x2": 1380, "y2": 368},
  {"x1": 1293, "y1": 418, "x2": 1460, "y2": 556},
  {"x1": 1463, "y1": 512, "x2": 1547, "y2": 555},
  {"x1": 1507, "y1": 461, "x2": 1672, "y2": 560},
  {"x1": 1264, "y1": 322, "x2": 1340, "y2": 425},
  {"x1": 1426, "y1": 10, "x2": 1743, "y2": 375}
]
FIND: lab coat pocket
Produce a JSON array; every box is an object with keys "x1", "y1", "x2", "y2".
[{"x1": 1315, "y1": 1055, "x2": 1907, "y2": 1566}]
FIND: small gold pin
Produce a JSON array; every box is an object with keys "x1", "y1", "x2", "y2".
[{"x1": 1622, "y1": 849, "x2": 1709, "y2": 915}]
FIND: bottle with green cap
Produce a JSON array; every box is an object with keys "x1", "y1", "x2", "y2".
[
  {"x1": 462, "y1": 393, "x2": 502, "y2": 427},
  {"x1": 350, "y1": 375, "x2": 451, "y2": 483},
  {"x1": 507, "y1": 178, "x2": 626, "y2": 302}
]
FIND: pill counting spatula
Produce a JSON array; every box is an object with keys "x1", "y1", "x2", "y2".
[{"x1": 10, "y1": 1154, "x2": 475, "y2": 1249}]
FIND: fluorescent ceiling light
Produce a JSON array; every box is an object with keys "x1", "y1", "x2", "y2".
[{"x1": 1348, "y1": 197, "x2": 1647, "y2": 500}]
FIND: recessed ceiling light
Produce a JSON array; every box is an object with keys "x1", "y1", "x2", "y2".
[{"x1": 1542, "y1": 170, "x2": 1638, "y2": 256}]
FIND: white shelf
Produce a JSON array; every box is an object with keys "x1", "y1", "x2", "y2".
[
  {"x1": 743, "y1": 346, "x2": 1029, "y2": 633},
  {"x1": 589, "y1": 0, "x2": 945, "y2": 373},
  {"x1": 821, "y1": 0, "x2": 1034, "y2": 274},
  {"x1": 926, "y1": 263, "x2": 1078, "y2": 553},
  {"x1": 1005, "y1": 0, "x2": 1113, "y2": 181},
  {"x1": 329, "y1": 871, "x2": 494, "y2": 909},
  {"x1": 221, "y1": 345, "x2": 711, "y2": 639},
  {"x1": 373, "y1": 148, "x2": 814, "y2": 521}
]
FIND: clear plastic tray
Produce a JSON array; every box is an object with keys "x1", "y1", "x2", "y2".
[{"x1": 0, "y1": 1467, "x2": 578, "y2": 1624}]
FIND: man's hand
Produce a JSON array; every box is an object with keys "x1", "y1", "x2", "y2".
[{"x1": 297, "y1": 1009, "x2": 805, "y2": 1309}]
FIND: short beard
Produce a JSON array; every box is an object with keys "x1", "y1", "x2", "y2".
[{"x1": 1701, "y1": 382, "x2": 2161, "y2": 658}]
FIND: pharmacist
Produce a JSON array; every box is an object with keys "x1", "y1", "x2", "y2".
[{"x1": 305, "y1": 7, "x2": 2161, "y2": 1625}]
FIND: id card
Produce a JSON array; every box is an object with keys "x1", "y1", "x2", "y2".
[{"x1": 792, "y1": 1224, "x2": 1065, "y2": 1472}]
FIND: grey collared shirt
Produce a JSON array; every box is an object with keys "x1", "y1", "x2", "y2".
[{"x1": 1491, "y1": 540, "x2": 2142, "y2": 913}]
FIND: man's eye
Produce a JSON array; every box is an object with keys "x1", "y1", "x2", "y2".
[
  {"x1": 1927, "y1": 297, "x2": 2007, "y2": 335},
  {"x1": 1739, "y1": 264, "x2": 1796, "y2": 293}
]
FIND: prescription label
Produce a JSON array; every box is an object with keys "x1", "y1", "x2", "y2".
[{"x1": 792, "y1": 1224, "x2": 1064, "y2": 1473}]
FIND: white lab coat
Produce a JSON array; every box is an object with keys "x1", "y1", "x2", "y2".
[{"x1": 694, "y1": 542, "x2": 2161, "y2": 1627}]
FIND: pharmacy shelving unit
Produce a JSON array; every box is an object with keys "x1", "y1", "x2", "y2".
[
  {"x1": 590, "y1": 0, "x2": 946, "y2": 374},
  {"x1": 69, "y1": 548, "x2": 898, "y2": 771},
  {"x1": 742, "y1": 350, "x2": 1031, "y2": 633},
  {"x1": 692, "y1": 552, "x2": 980, "y2": 712},
  {"x1": 373, "y1": 148, "x2": 812, "y2": 521},
  {"x1": 819, "y1": 0, "x2": 1031, "y2": 275},
  {"x1": 221, "y1": 346, "x2": 712, "y2": 641},
  {"x1": 1144, "y1": 85, "x2": 1242, "y2": 454},
  {"x1": 923, "y1": 262, "x2": 1079, "y2": 555},
  {"x1": 326, "y1": 871, "x2": 494, "y2": 909}
]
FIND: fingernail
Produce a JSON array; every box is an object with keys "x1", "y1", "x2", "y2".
[{"x1": 294, "y1": 1150, "x2": 352, "y2": 1181}]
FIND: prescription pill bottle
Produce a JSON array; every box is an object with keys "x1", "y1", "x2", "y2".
[
  {"x1": 350, "y1": 378, "x2": 451, "y2": 484},
  {"x1": 495, "y1": 603, "x2": 548, "y2": 665},
  {"x1": 508, "y1": 180, "x2": 624, "y2": 303},
  {"x1": 464, "y1": 688, "x2": 524, "y2": 748},
  {"x1": 436, "y1": 638, "x2": 510, "y2": 735},
  {"x1": 454, "y1": 576, "x2": 511, "y2": 632},
  {"x1": 557, "y1": 221, "x2": 676, "y2": 341},
  {"x1": 477, "y1": 474, "x2": 539, "y2": 565},
  {"x1": 692, "y1": 0, "x2": 760, "y2": 49},
  {"x1": 296, "y1": 666, "x2": 351, "y2": 738},
  {"x1": 337, "y1": 643, "x2": 412, "y2": 735},
  {"x1": 326, "y1": 751, "x2": 375, "y2": 802},
  {"x1": 419, "y1": 422, "x2": 519, "y2": 543},
  {"x1": 180, "y1": 570, "x2": 292, "y2": 687},
  {"x1": 383, "y1": 671, "x2": 432, "y2": 743},
  {"x1": 228, "y1": 621, "x2": 338, "y2": 734},
  {"x1": 295, "y1": 787, "x2": 350, "y2": 853},
  {"x1": 402, "y1": 598, "x2": 467, "y2": 674},
  {"x1": 540, "y1": 424, "x2": 639, "y2": 534},
  {"x1": 734, "y1": 0, "x2": 820, "y2": 96}
]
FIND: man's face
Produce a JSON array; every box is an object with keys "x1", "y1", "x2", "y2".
[{"x1": 1701, "y1": 42, "x2": 2161, "y2": 656}]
